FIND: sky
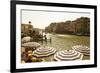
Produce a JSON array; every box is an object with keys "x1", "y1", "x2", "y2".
[{"x1": 21, "y1": 10, "x2": 90, "y2": 29}]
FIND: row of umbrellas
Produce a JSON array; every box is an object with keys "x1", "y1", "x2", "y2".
[
  {"x1": 21, "y1": 36, "x2": 90, "y2": 61},
  {"x1": 22, "y1": 42, "x2": 90, "y2": 61}
]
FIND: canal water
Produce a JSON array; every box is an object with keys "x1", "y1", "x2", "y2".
[{"x1": 39, "y1": 33, "x2": 90, "y2": 50}]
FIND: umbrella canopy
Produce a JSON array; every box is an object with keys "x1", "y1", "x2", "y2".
[
  {"x1": 54, "y1": 49, "x2": 83, "y2": 61},
  {"x1": 22, "y1": 42, "x2": 40, "y2": 50},
  {"x1": 21, "y1": 36, "x2": 31, "y2": 43},
  {"x1": 72, "y1": 45, "x2": 90, "y2": 56},
  {"x1": 33, "y1": 46, "x2": 56, "y2": 58}
]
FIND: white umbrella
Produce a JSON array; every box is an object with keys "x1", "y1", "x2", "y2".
[
  {"x1": 54, "y1": 49, "x2": 83, "y2": 61},
  {"x1": 72, "y1": 45, "x2": 90, "y2": 56},
  {"x1": 21, "y1": 36, "x2": 31, "y2": 43},
  {"x1": 33, "y1": 46, "x2": 56, "y2": 58},
  {"x1": 22, "y1": 42, "x2": 40, "y2": 50}
]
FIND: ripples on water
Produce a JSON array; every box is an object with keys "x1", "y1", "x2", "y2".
[{"x1": 39, "y1": 34, "x2": 90, "y2": 50}]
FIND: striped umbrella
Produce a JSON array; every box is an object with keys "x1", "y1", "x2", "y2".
[
  {"x1": 22, "y1": 42, "x2": 40, "y2": 50},
  {"x1": 72, "y1": 45, "x2": 90, "y2": 56},
  {"x1": 33, "y1": 46, "x2": 56, "y2": 58},
  {"x1": 54, "y1": 49, "x2": 83, "y2": 61}
]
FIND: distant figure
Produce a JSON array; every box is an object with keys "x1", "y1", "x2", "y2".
[
  {"x1": 50, "y1": 37, "x2": 52, "y2": 43},
  {"x1": 44, "y1": 34, "x2": 47, "y2": 43}
]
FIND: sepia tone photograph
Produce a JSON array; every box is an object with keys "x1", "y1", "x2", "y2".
[
  {"x1": 21, "y1": 10, "x2": 90, "y2": 63},
  {"x1": 11, "y1": 1, "x2": 97, "y2": 72}
]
